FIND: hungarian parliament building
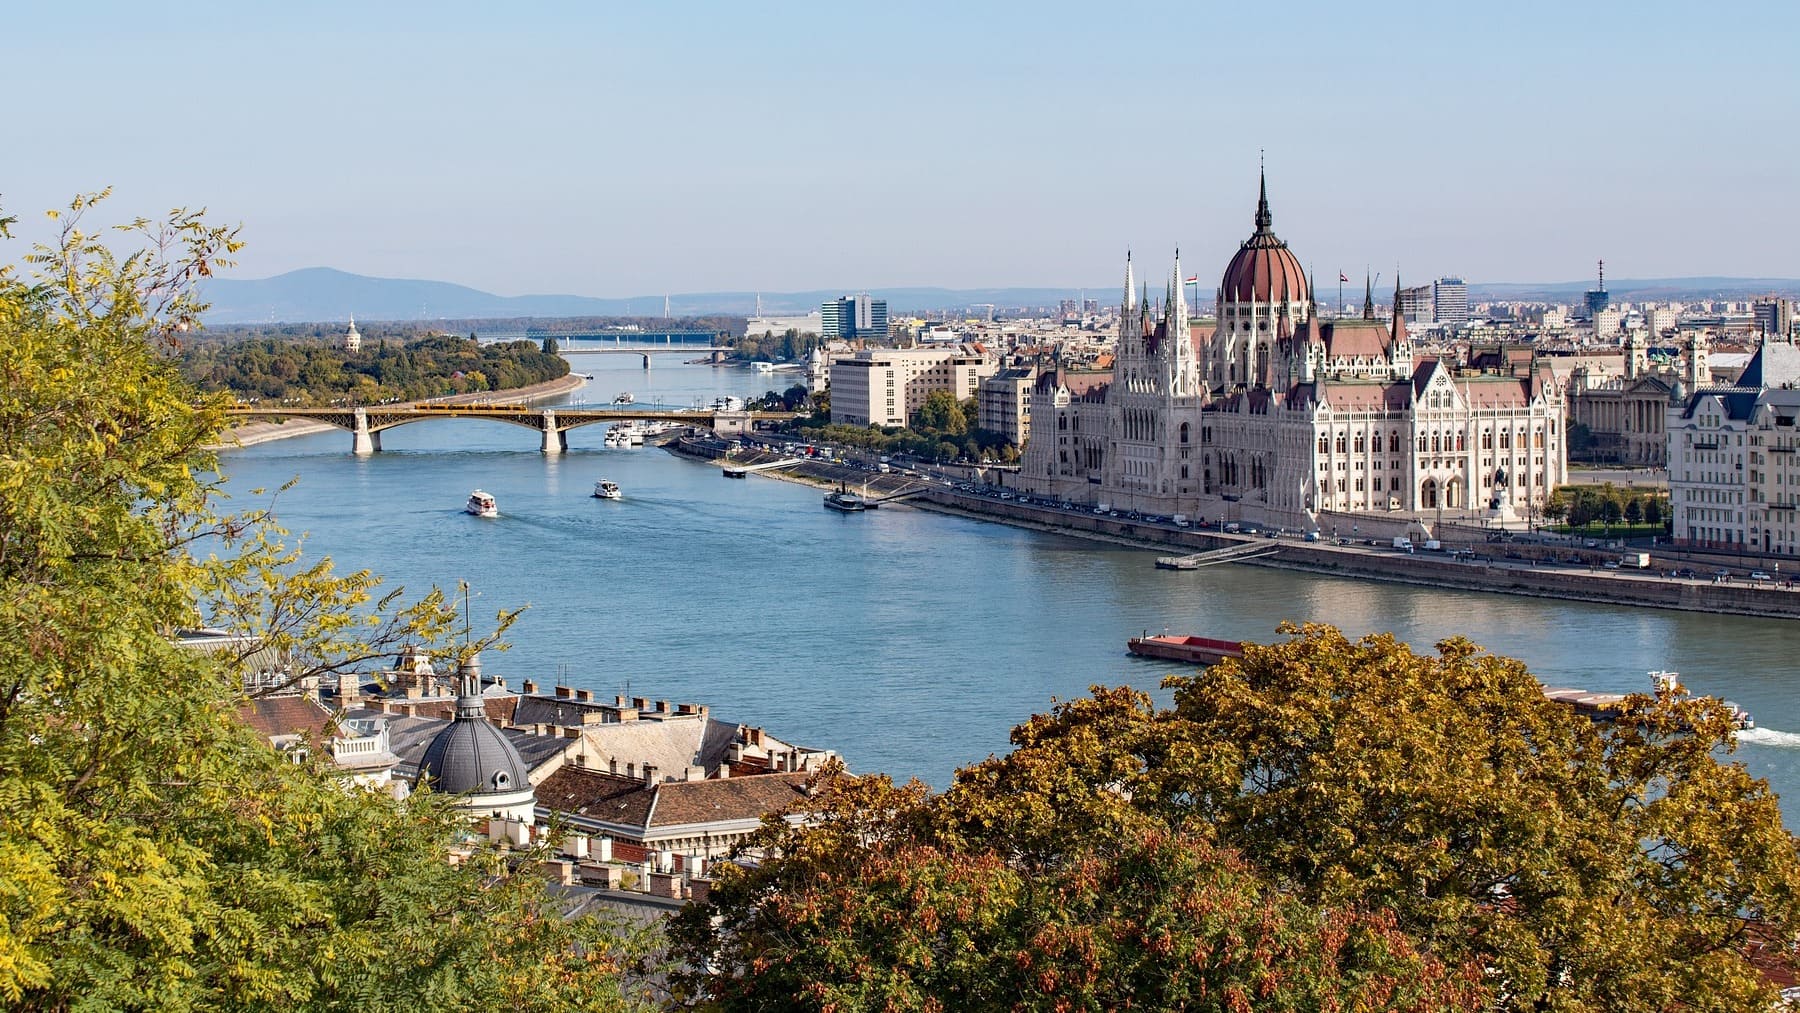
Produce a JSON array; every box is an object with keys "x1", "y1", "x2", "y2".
[{"x1": 1018, "y1": 176, "x2": 1568, "y2": 531}]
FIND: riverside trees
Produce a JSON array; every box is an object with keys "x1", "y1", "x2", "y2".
[
  {"x1": 673, "y1": 624, "x2": 1800, "y2": 1011},
  {"x1": 0, "y1": 194, "x2": 653, "y2": 1010}
]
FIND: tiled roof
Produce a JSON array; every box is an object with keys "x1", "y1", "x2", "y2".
[
  {"x1": 237, "y1": 696, "x2": 335, "y2": 742},
  {"x1": 1321, "y1": 320, "x2": 1392, "y2": 359},
  {"x1": 648, "y1": 772, "x2": 815, "y2": 828},
  {"x1": 1320, "y1": 381, "x2": 1412, "y2": 411}
]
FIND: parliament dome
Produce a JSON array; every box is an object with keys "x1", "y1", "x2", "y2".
[{"x1": 1219, "y1": 174, "x2": 1308, "y2": 305}]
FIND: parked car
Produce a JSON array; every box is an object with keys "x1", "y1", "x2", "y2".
[{"x1": 1750, "y1": 570, "x2": 1774, "y2": 581}]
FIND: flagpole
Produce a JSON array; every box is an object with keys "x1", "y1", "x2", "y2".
[{"x1": 1337, "y1": 275, "x2": 1343, "y2": 319}]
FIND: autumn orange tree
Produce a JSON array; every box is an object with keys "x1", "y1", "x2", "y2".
[{"x1": 674, "y1": 624, "x2": 1800, "y2": 1011}]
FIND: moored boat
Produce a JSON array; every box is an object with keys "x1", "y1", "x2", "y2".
[
  {"x1": 1125, "y1": 634, "x2": 1244, "y2": 666},
  {"x1": 592, "y1": 480, "x2": 621, "y2": 500},
  {"x1": 823, "y1": 484, "x2": 874, "y2": 513},
  {"x1": 612, "y1": 392, "x2": 634, "y2": 405},
  {"x1": 465, "y1": 490, "x2": 498, "y2": 518}
]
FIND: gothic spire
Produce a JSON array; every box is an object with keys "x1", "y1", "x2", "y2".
[
  {"x1": 1122, "y1": 250, "x2": 1135, "y2": 313},
  {"x1": 1362, "y1": 272, "x2": 1374, "y2": 320},
  {"x1": 1254, "y1": 164, "x2": 1272, "y2": 233}
]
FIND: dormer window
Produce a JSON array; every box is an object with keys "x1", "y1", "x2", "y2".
[{"x1": 492, "y1": 770, "x2": 512, "y2": 790}]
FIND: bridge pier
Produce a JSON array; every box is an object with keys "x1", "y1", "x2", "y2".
[
  {"x1": 540, "y1": 410, "x2": 566, "y2": 455},
  {"x1": 641, "y1": 353, "x2": 652, "y2": 369},
  {"x1": 351, "y1": 408, "x2": 380, "y2": 455}
]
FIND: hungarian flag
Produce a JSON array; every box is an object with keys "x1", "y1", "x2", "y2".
[
  {"x1": 1339, "y1": 272, "x2": 1349, "y2": 283},
  {"x1": 1184, "y1": 275, "x2": 1198, "y2": 285}
]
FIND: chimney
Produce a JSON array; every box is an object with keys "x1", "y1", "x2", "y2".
[
  {"x1": 677, "y1": 703, "x2": 695, "y2": 715},
  {"x1": 338, "y1": 672, "x2": 360, "y2": 705},
  {"x1": 643, "y1": 764, "x2": 658, "y2": 785},
  {"x1": 522, "y1": 680, "x2": 537, "y2": 694},
  {"x1": 632, "y1": 697, "x2": 650, "y2": 711},
  {"x1": 555, "y1": 685, "x2": 572, "y2": 699},
  {"x1": 615, "y1": 695, "x2": 627, "y2": 707},
  {"x1": 575, "y1": 689, "x2": 593, "y2": 703},
  {"x1": 657, "y1": 700, "x2": 671, "y2": 713}
]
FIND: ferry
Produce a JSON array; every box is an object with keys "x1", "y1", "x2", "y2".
[
  {"x1": 1542, "y1": 670, "x2": 1754, "y2": 730},
  {"x1": 1125, "y1": 633, "x2": 1244, "y2": 666},
  {"x1": 592, "y1": 480, "x2": 622, "y2": 500},
  {"x1": 823, "y1": 484, "x2": 874, "y2": 513},
  {"x1": 464, "y1": 490, "x2": 498, "y2": 518},
  {"x1": 752, "y1": 361, "x2": 776, "y2": 373},
  {"x1": 611, "y1": 392, "x2": 635, "y2": 405},
  {"x1": 709, "y1": 396, "x2": 746, "y2": 412},
  {"x1": 603, "y1": 424, "x2": 642, "y2": 448}
]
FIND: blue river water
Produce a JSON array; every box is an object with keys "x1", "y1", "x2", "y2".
[{"x1": 217, "y1": 355, "x2": 1800, "y2": 819}]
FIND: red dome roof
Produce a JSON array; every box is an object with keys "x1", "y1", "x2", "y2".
[{"x1": 1219, "y1": 176, "x2": 1307, "y2": 305}]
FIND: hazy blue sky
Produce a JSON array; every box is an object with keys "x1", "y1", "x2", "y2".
[{"x1": 6, "y1": 1, "x2": 1796, "y2": 296}]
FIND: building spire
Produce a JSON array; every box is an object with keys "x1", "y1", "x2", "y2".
[
  {"x1": 1362, "y1": 272, "x2": 1374, "y2": 320},
  {"x1": 1254, "y1": 159, "x2": 1272, "y2": 233},
  {"x1": 1123, "y1": 250, "x2": 1135, "y2": 313}
]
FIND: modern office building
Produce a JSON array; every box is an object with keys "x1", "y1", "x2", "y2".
[
  {"x1": 1432, "y1": 278, "x2": 1468, "y2": 324},
  {"x1": 829, "y1": 346, "x2": 997, "y2": 428},
  {"x1": 1398, "y1": 284, "x2": 1436, "y2": 325},
  {"x1": 821, "y1": 294, "x2": 889, "y2": 340}
]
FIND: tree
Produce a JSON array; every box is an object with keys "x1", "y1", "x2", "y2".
[
  {"x1": 0, "y1": 194, "x2": 655, "y2": 1010},
  {"x1": 676, "y1": 625, "x2": 1800, "y2": 1011},
  {"x1": 669, "y1": 766, "x2": 1487, "y2": 1011},
  {"x1": 541, "y1": 335, "x2": 559, "y2": 355},
  {"x1": 1543, "y1": 488, "x2": 1569, "y2": 524},
  {"x1": 915, "y1": 389, "x2": 967, "y2": 435},
  {"x1": 1625, "y1": 496, "x2": 1644, "y2": 524},
  {"x1": 1645, "y1": 495, "x2": 1664, "y2": 527}
]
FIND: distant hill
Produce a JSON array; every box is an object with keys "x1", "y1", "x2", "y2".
[
  {"x1": 1467, "y1": 277, "x2": 1800, "y2": 303},
  {"x1": 200, "y1": 268, "x2": 1800, "y2": 325},
  {"x1": 199, "y1": 268, "x2": 1109, "y2": 324}
]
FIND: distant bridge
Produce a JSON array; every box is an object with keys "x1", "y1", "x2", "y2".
[
  {"x1": 479, "y1": 329, "x2": 723, "y2": 345},
  {"x1": 224, "y1": 404, "x2": 799, "y2": 455}
]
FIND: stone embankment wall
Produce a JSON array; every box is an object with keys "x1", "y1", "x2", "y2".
[{"x1": 915, "y1": 490, "x2": 1800, "y2": 621}]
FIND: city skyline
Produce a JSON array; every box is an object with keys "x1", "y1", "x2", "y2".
[{"x1": 7, "y1": 1, "x2": 1798, "y2": 296}]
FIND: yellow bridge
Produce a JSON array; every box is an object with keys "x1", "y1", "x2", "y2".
[{"x1": 224, "y1": 404, "x2": 800, "y2": 454}]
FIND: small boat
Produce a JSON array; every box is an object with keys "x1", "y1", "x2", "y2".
[
  {"x1": 592, "y1": 480, "x2": 622, "y2": 500},
  {"x1": 752, "y1": 361, "x2": 776, "y2": 373},
  {"x1": 709, "y1": 396, "x2": 746, "y2": 412},
  {"x1": 603, "y1": 425, "x2": 640, "y2": 448},
  {"x1": 612, "y1": 392, "x2": 635, "y2": 405},
  {"x1": 823, "y1": 484, "x2": 873, "y2": 513},
  {"x1": 1125, "y1": 633, "x2": 1244, "y2": 666},
  {"x1": 465, "y1": 490, "x2": 498, "y2": 518}
]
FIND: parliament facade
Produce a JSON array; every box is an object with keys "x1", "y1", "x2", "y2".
[{"x1": 1018, "y1": 176, "x2": 1568, "y2": 532}]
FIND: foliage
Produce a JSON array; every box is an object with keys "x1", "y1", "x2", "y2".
[
  {"x1": 0, "y1": 194, "x2": 655, "y2": 1011},
  {"x1": 675, "y1": 625, "x2": 1800, "y2": 1011},
  {"x1": 180, "y1": 331, "x2": 569, "y2": 406},
  {"x1": 731, "y1": 327, "x2": 821, "y2": 364},
  {"x1": 746, "y1": 384, "x2": 810, "y2": 412},
  {"x1": 1554, "y1": 482, "x2": 1666, "y2": 532},
  {"x1": 914, "y1": 390, "x2": 967, "y2": 435},
  {"x1": 669, "y1": 766, "x2": 1487, "y2": 1012}
]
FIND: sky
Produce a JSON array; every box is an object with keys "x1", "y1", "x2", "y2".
[{"x1": 5, "y1": 1, "x2": 1798, "y2": 298}]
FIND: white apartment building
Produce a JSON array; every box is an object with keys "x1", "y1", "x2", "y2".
[
  {"x1": 976, "y1": 365, "x2": 1037, "y2": 445},
  {"x1": 1667, "y1": 340, "x2": 1800, "y2": 552},
  {"x1": 829, "y1": 346, "x2": 998, "y2": 428}
]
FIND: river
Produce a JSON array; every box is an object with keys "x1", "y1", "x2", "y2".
[{"x1": 216, "y1": 355, "x2": 1800, "y2": 818}]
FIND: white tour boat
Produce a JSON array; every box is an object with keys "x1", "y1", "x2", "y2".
[
  {"x1": 611, "y1": 392, "x2": 635, "y2": 405},
  {"x1": 465, "y1": 490, "x2": 498, "y2": 518},
  {"x1": 592, "y1": 480, "x2": 622, "y2": 500}
]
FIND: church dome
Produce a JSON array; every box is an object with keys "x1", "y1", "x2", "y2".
[
  {"x1": 416, "y1": 655, "x2": 530, "y2": 798},
  {"x1": 1219, "y1": 174, "x2": 1307, "y2": 305}
]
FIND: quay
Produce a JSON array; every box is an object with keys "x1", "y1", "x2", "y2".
[
  {"x1": 666, "y1": 435, "x2": 1800, "y2": 619},
  {"x1": 1155, "y1": 541, "x2": 1281, "y2": 570}
]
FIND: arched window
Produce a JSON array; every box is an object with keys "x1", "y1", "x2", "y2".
[
  {"x1": 1456, "y1": 432, "x2": 1466, "y2": 452},
  {"x1": 1336, "y1": 433, "x2": 1347, "y2": 453},
  {"x1": 1318, "y1": 433, "x2": 1329, "y2": 454},
  {"x1": 1432, "y1": 433, "x2": 1441, "y2": 453},
  {"x1": 1180, "y1": 422, "x2": 1190, "y2": 444},
  {"x1": 1389, "y1": 432, "x2": 1400, "y2": 453},
  {"x1": 1354, "y1": 432, "x2": 1365, "y2": 452}
]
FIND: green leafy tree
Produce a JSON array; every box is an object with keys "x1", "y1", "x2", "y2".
[
  {"x1": 1644, "y1": 494, "x2": 1664, "y2": 527},
  {"x1": 0, "y1": 193, "x2": 655, "y2": 1011},
  {"x1": 914, "y1": 389, "x2": 967, "y2": 435},
  {"x1": 1625, "y1": 496, "x2": 1644, "y2": 524}
]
